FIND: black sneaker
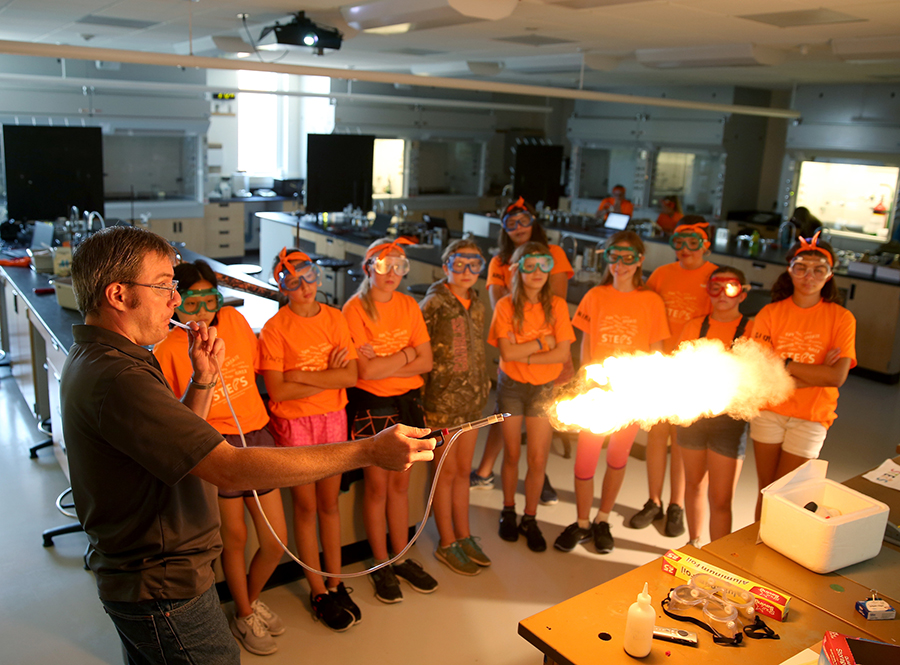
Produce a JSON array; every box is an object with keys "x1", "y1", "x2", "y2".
[
  {"x1": 665, "y1": 504, "x2": 686, "y2": 537},
  {"x1": 393, "y1": 559, "x2": 439, "y2": 594},
  {"x1": 370, "y1": 565, "x2": 403, "y2": 604},
  {"x1": 330, "y1": 583, "x2": 361, "y2": 625},
  {"x1": 554, "y1": 522, "x2": 592, "y2": 552},
  {"x1": 592, "y1": 521, "x2": 614, "y2": 554},
  {"x1": 518, "y1": 516, "x2": 547, "y2": 552},
  {"x1": 499, "y1": 508, "x2": 519, "y2": 542},
  {"x1": 628, "y1": 499, "x2": 664, "y2": 529},
  {"x1": 540, "y1": 474, "x2": 559, "y2": 505},
  {"x1": 310, "y1": 591, "x2": 354, "y2": 632}
]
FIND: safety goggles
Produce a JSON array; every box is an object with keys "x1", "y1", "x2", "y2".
[
  {"x1": 176, "y1": 288, "x2": 224, "y2": 314},
  {"x1": 788, "y1": 258, "x2": 832, "y2": 279},
  {"x1": 278, "y1": 260, "x2": 322, "y2": 291},
  {"x1": 602, "y1": 245, "x2": 641, "y2": 265},
  {"x1": 664, "y1": 574, "x2": 756, "y2": 643},
  {"x1": 370, "y1": 255, "x2": 411, "y2": 276},
  {"x1": 706, "y1": 277, "x2": 745, "y2": 298},
  {"x1": 517, "y1": 254, "x2": 554, "y2": 273},
  {"x1": 502, "y1": 211, "x2": 534, "y2": 233},
  {"x1": 670, "y1": 232, "x2": 706, "y2": 251},
  {"x1": 446, "y1": 252, "x2": 485, "y2": 275}
]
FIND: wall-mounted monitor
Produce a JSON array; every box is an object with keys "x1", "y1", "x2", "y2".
[
  {"x1": 3, "y1": 126, "x2": 105, "y2": 222},
  {"x1": 306, "y1": 134, "x2": 374, "y2": 213},
  {"x1": 514, "y1": 144, "x2": 563, "y2": 209}
]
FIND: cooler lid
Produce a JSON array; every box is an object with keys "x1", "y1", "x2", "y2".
[{"x1": 761, "y1": 459, "x2": 828, "y2": 495}]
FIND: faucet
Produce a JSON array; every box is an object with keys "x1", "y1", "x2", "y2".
[
  {"x1": 393, "y1": 203, "x2": 408, "y2": 221},
  {"x1": 87, "y1": 211, "x2": 106, "y2": 232}
]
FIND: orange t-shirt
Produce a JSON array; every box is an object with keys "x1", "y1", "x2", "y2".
[
  {"x1": 646, "y1": 261, "x2": 718, "y2": 353},
  {"x1": 343, "y1": 292, "x2": 431, "y2": 397},
  {"x1": 257, "y1": 304, "x2": 357, "y2": 419},
  {"x1": 486, "y1": 244, "x2": 574, "y2": 293},
  {"x1": 678, "y1": 314, "x2": 754, "y2": 347},
  {"x1": 153, "y1": 306, "x2": 269, "y2": 436},
  {"x1": 752, "y1": 298, "x2": 856, "y2": 428},
  {"x1": 597, "y1": 197, "x2": 634, "y2": 217},
  {"x1": 572, "y1": 285, "x2": 670, "y2": 363},
  {"x1": 656, "y1": 211, "x2": 684, "y2": 234},
  {"x1": 447, "y1": 283, "x2": 471, "y2": 310},
  {"x1": 488, "y1": 295, "x2": 575, "y2": 385}
]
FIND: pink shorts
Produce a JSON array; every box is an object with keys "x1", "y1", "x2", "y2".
[{"x1": 270, "y1": 410, "x2": 348, "y2": 447}]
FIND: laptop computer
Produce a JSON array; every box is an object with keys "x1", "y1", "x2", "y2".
[
  {"x1": 356, "y1": 213, "x2": 393, "y2": 240},
  {"x1": 604, "y1": 212, "x2": 630, "y2": 231}
]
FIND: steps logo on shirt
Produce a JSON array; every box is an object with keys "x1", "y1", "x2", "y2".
[
  {"x1": 598, "y1": 314, "x2": 638, "y2": 346},
  {"x1": 778, "y1": 330, "x2": 824, "y2": 365},
  {"x1": 663, "y1": 292, "x2": 700, "y2": 323},
  {"x1": 294, "y1": 341, "x2": 333, "y2": 371},
  {"x1": 372, "y1": 329, "x2": 411, "y2": 356},
  {"x1": 212, "y1": 355, "x2": 253, "y2": 405}
]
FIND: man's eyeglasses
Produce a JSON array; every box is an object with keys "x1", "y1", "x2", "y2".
[
  {"x1": 123, "y1": 281, "x2": 179, "y2": 300},
  {"x1": 669, "y1": 233, "x2": 706, "y2": 251},
  {"x1": 788, "y1": 260, "x2": 832, "y2": 279},
  {"x1": 446, "y1": 253, "x2": 485, "y2": 275}
]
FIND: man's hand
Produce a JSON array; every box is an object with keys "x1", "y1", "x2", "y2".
[
  {"x1": 186, "y1": 321, "x2": 224, "y2": 384},
  {"x1": 370, "y1": 424, "x2": 435, "y2": 472}
]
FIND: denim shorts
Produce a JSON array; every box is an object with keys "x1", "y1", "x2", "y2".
[
  {"x1": 496, "y1": 370, "x2": 554, "y2": 418},
  {"x1": 101, "y1": 584, "x2": 240, "y2": 665},
  {"x1": 677, "y1": 414, "x2": 748, "y2": 460}
]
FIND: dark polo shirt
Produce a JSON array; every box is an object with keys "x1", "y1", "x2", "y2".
[{"x1": 61, "y1": 325, "x2": 224, "y2": 603}]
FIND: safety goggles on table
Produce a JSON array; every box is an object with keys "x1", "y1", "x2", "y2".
[
  {"x1": 517, "y1": 254, "x2": 554, "y2": 273},
  {"x1": 602, "y1": 245, "x2": 641, "y2": 265},
  {"x1": 176, "y1": 288, "x2": 224, "y2": 314},
  {"x1": 370, "y1": 255, "x2": 411, "y2": 276},
  {"x1": 669, "y1": 232, "x2": 707, "y2": 251},
  {"x1": 706, "y1": 277, "x2": 746, "y2": 298},
  {"x1": 446, "y1": 252, "x2": 485, "y2": 274}
]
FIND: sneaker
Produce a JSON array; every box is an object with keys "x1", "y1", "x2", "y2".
[
  {"x1": 499, "y1": 508, "x2": 519, "y2": 542},
  {"x1": 592, "y1": 521, "x2": 614, "y2": 554},
  {"x1": 310, "y1": 591, "x2": 354, "y2": 632},
  {"x1": 230, "y1": 612, "x2": 278, "y2": 656},
  {"x1": 554, "y1": 522, "x2": 592, "y2": 552},
  {"x1": 518, "y1": 516, "x2": 547, "y2": 552},
  {"x1": 469, "y1": 470, "x2": 494, "y2": 490},
  {"x1": 628, "y1": 499, "x2": 664, "y2": 529},
  {"x1": 393, "y1": 559, "x2": 439, "y2": 593},
  {"x1": 540, "y1": 474, "x2": 559, "y2": 505},
  {"x1": 330, "y1": 583, "x2": 361, "y2": 625},
  {"x1": 665, "y1": 504, "x2": 686, "y2": 537},
  {"x1": 370, "y1": 565, "x2": 403, "y2": 604},
  {"x1": 250, "y1": 598, "x2": 284, "y2": 636},
  {"x1": 458, "y1": 535, "x2": 491, "y2": 567},
  {"x1": 687, "y1": 538, "x2": 701, "y2": 549},
  {"x1": 434, "y1": 542, "x2": 480, "y2": 576}
]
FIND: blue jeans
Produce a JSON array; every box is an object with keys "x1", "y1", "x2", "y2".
[{"x1": 101, "y1": 584, "x2": 240, "y2": 665}]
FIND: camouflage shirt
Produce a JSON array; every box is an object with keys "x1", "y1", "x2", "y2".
[{"x1": 419, "y1": 279, "x2": 490, "y2": 419}]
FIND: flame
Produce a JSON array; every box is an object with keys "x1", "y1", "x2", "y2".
[{"x1": 551, "y1": 338, "x2": 794, "y2": 434}]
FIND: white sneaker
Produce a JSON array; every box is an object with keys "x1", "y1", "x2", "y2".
[
  {"x1": 231, "y1": 612, "x2": 277, "y2": 656},
  {"x1": 251, "y1": 598, "x2": 285, "y2": 636}
]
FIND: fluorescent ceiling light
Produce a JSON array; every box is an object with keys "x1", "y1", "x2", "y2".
[
  {"x1": 343, "y1": 0, "x2": 482, "y2": 32},
  {"x1": 739, "y1": 9, "x2": 865, "y2": 28},
  {"x1": 364, "y1": 23, "x2": 412, "y2": 35},
  {"x1": 831, "y1": 36, "x2": 900, "y2": 62},
  {"x1": 448, "y1": 0, "x2": 517, "y2": 20},
  {"x1": 637, "y1": 44, "x2": 785, "y2": 69}
]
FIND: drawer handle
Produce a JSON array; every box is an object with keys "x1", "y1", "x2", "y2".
[
  {"x1": 326, "y1": 238, "x2": 334, "y2": 244},
  {"x1": 219, "y1": 230, "x2": 229, "y2": 235},
  {"x1": 752, "y1": 262, "x2": 766, "y2": 269},
  {"x1": 219, "y1": 244, "x2": 229, "y2": 249}
]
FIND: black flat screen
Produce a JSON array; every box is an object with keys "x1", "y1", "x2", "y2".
[
  {"x1": 3, "y1": 125, "x2": 105, "y2": 222},
  {"x1": 514, "y1": 144, "x2": 564, "y2": 210},
  {"x1": 306, "y1": 134, "x2": 374, "y2": 213}
]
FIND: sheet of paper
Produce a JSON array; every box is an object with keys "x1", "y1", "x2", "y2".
[
  {"x1": 862, "y1": 458, "x2": 900, "y2": 491},
  {"x1": 778, "y1": 646, "x2": 820, "y2": 665}
]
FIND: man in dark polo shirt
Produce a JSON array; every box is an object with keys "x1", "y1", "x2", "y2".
[{"x1": 61, "y1": 226, "x2": 435, "y2": 664}]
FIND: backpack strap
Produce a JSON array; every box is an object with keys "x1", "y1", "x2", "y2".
[{"x1": 699, "y1": 315, "x2": 746, "y2": 347}]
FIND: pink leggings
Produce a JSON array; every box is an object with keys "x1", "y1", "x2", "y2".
[{"x1": 574, "y1": 424, "x2": 641, "y2": 479}]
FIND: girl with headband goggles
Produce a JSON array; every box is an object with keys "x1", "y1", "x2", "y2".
[
  {"x1": 669, "y1": 232, "x2": 707, "y2": 251},
  {"x1": 501, "y1": 198, "x2": 535, "y2": 232},
  {"x1": 706, "y1": 276, "x2": 746, "y2": 298},
  {"x1": 788, "y1": 231, "x2": 834, "y2": 279},
  {"x1": 275, "y1": 249, "x2": 322, "y2": 291},
  {"x1": 365, "y1": 237, "x2": 414, "y2": 276},
  {"x1": 602, "y1": 245, "x2": 641, "y2": 265},
  {"x1": 446, "y1": 252, "x2": 485, "y2": 274},
  {"x1": 176, "y1": 287, "x2": 224, "y2": 314},
  {"x1": 517, "y1": 253, "x2": 554, "y2": 273}
]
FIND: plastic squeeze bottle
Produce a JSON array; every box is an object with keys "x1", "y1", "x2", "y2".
[{"x1": 623, "y1": 582, "x2": 654, "y2": 658}]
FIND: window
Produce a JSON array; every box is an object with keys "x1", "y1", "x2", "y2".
[
  {"x1": 373, "y1": 139, "x2": 405, "y2": 197},
  {"x1": 237, "y1": 71, "x2": 281, "y2": 175}
]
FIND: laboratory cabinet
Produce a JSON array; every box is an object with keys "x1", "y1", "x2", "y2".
[
  {"x1": 204, "y1": 202, "x2": 245, "y2": 259},
  {"x1": 147, "y1": 217, "x2": 204, "y2": 254},
  {"x1": 834, "y1": 275, "x2": 900, "y2": 377}
]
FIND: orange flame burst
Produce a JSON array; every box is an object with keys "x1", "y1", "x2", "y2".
[{"x1": 551, "y1": 338, "x2": 794, "y2": 434}]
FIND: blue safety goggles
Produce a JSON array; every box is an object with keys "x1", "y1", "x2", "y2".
[
  {"x1": 501, "y1": 211, "x2": 534, "y2": 232},
  {"x1": 446, "y1": 252, "x2": 485, "y2": 275},
  {"x1": 278, "y1": 260, "x2": 322, "y2": 291}
]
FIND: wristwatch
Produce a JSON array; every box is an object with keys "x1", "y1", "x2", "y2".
[{"x1": 191, "y1": 376, "x2": 218, "y2": 390}]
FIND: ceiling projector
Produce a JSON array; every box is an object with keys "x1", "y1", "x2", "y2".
[{"x1": 259, "y1": 12, "x2": 342, "y2": 54}]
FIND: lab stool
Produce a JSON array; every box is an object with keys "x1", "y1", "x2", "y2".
[
  {"x1": 228, "y1": 263, "x2": 263, "y2": 276},
  {"x1": 316, "y1": 257, "x2": 353, "y2": 306}
]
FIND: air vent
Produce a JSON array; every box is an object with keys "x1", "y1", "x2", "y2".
[
  {"x1": 392, "y1": 48, "x2": 446, "y2": 57},
  {"x1": 76, "y1": 15, "x2": 160, "y2": 30},
  {"x1": 494, "y1": 35, "x2": 576, "y2": 47},
  {"x1": 739, "y1": 9, "x2": 865, "y2": 28}
]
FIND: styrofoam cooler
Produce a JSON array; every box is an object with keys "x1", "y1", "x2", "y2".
[{"x1": 760, "y1": 460, "x2": 888, "y2": 574}]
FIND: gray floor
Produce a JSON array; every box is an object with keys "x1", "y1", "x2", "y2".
[{"x1": 1, "y1": 358, "x2": 897, "y2": 665}]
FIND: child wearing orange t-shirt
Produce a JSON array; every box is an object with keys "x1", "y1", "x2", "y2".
[
  {"x1": 473, "y1": 197, "x2": 573, "y2": 502},
  {"x1": 488, "y1": 241, "x2": 575, "y2": 553},
  {"x1": 750, "y1": 233, "x2": 856, "y2": 519},
  {"x1": 676, "y1": 267, "x2": 754, "y2": 547},
  {"x1": 655, "y1": 196, "x2": 683, "y2": 234},
  {"x1": 153, "y1": 260, "x2": 287, "y2": 655},
  {"x1": 635, "y1": 217, "x2": 718, "y2": 539},
  {"x1": 342, "y1": 237, "x2": 439, "y2": 603},
  {"x1": 554, "y1": 232, "x2": 669, "y2": 556},
  {"x1": 257, "y1": 249, "x2": 362, "y2": 632}
]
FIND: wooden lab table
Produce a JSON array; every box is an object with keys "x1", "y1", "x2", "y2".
[{"x1": 518, "y1": 545, "x2": 869, "y2": 665}]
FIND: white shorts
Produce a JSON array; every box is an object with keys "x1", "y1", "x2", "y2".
[{"x1": 749, "y1": 410, "x2": 827, "y2": 459}]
